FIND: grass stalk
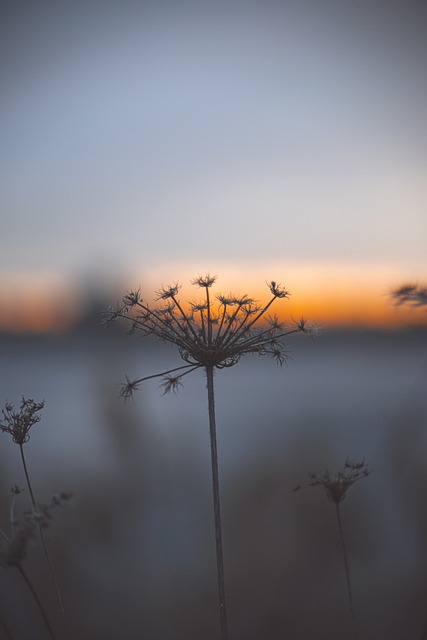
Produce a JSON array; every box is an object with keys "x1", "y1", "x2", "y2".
[
  {"x1": 419, "y1": 605, "x2": 427, "y2": 640},
  {"x1": 19, "y1": 445, "x2": 66, "y2": 619},
  {"x1": 206, "y1": 364, "x2": 228, "y2": 640},
  {"x1": 0, "y1": 613, "x2": 14, "y2": 640},
  {"x1": 335, "y1": 502, "x2": 357, "y2": 640},
  {"x1": 17, "y1": 563, "x2": 57, "y2": 640}
]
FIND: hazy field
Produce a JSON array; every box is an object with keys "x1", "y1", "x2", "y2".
[{"x1": 1, "y1": 327, "x2": 427, "y2": 639}]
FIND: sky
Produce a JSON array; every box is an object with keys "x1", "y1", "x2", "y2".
[{"x1": 1, "y1": 0, "x2": 427, "y2": 330}]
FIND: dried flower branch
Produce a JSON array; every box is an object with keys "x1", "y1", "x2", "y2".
[
  {"x1": 1, "y1": 398, "x2": 45, "y2": 446},
  {"x1": 308, "y1": 458, "x2": 370, "y2": 504},
  {"x1": 1, "y1": 399, "x2": 68, "y2": 629},
  {"x1": 107, "y1": 274, "x2": 313, "y2": 640},
  {"x1": 0, "y1": 493, "x2": 71, "y2": 568},
  {"x1": 299, "y1": 458, "x2": 370, "y2": 640},
  {"x1": 0, "y1": 491, "x2": 71, "y2": 640},
  {"x1": 391, "y1": 284, "x2": 427, "y2": 308}
]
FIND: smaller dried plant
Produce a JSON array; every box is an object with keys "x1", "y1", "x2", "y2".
[
  {"x1": 1, "y1": 398, "x2": 45, "y2": 446},
  {"x1": 298, "y1": 459, "x2": 370, "y2": 640},
  {"x1": 307, "y1": 458, "x2": 370, "y2": 504},
  {"x1": 1, "y1": 399, "x2": 70, "y2": 640},
  {"x1": 0, "y1": 490, "x2": 71, "y2": 569},
  {"x1": 0, "y1": 488, "x2": 70, "y2": 640}
]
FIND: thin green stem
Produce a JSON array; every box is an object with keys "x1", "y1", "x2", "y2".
[
  {"x1": 242, "y1": 296, "x2": 277, "y2": 332},
  {"x1": 214, "y1": 304, "x2": 228, "y2": 346},
  {"x1": 235, "y1": 327, "x2": 304, "y2": 356},
  {"x1": 19, "y1": 445, "x2": 36, "y2": 508},
  {"x1": 206, "y1": 365, "x2": 228, "y2": 640},
  {"x1": 132, "y1": 364, "x2": 201, "y2": 386},
  {"x1": 206, "y1": 287, "x2": 213, "y2": 346},
  {"x1": 171, "y1": 295, "x2": 202, "y2": 344},
  {"x1": 223, "y1": 297, "x2": 277, "y2": 350},
  {"x1": 419, "y1": 603, "x2": 427, "y2": 640},
  {"x1": 134, "y1": 364, "x2": 201, "y2": 384},
  {"x1": 119, "y1": 308, "x2": 191, "y2": 351},
  {"x1": 215, "y1": 301, "x2": 246, "y2": 348},
  {"x1": 199, "y1": 308, "x2": 207, "y2": 343},
  {"x1": 19, "y1": 445, "x2": 66, "y2": 620},
  {"x1": 335, "y1": 502, "x2": 357, "y2": 640},
  {"x1": 421, "y1": 617, "x2": 427, "y2": 639},
  {"x1": 17, "y1": 564, "x2": 57, "y2": 640},
  {"x1": 234, "y1": 325, "x2": 302, "y2": 352}
]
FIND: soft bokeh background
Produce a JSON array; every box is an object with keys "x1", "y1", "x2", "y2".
[
  {"x1": 1, "y1": 1, "x2": 427, "y2": 638},
  {"x1": 1, "y1": 0, "x2": 427, "y2": 329}
]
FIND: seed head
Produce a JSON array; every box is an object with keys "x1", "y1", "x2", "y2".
[
  {"x1": 156, "y1": 283, "x2": 182, "y2": 300},
  {"x1": 108, "y1": 275, "x2": 312, "y2": 395},
  {"x1": 308, "y1": 458, "x2": 370, "y2": 504},
  {"x1": 161, "y1": 375, "x2": 184, "y2": 395},
  {"x1": 0, "y1": 398, "x2": 45, "y2": 446},
  {"x1": 268, "y1": 281, "x2": 290, "y2": 299},
  {"x1": 123, "y1": 289, "x2": 142, "y2": 307},
  {"x1": 297, "y1": 317, "x2": 321, "y2": 336},
  {"x1": 192, "y1": 274, "x2": 217, "y2": 288},
  {"x1": 120, "y1": 376, "x2": 141, "y2": 401}
]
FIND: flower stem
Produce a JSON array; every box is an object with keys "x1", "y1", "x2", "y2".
[
  {"x1": 17, "y1": 563, "x2": 57, "y2": 640},
  {"x1": 206, "y1": 365, "x2": 228, "y2": 640},
  {"x1": 0, "y1": 613, "x2": 14, "y2": 640},
  {"x1": 421, "y1": 614, "x2": 427, "y2": 640},
  {"x1": 19, "y1": 445, "x2": 37, "y2": 508},
  {"x1": 335, "y1": 502, "x2": 357, "y2": 640},
  {"x1": 19, "y1": 445, "x2": 66, "y2": 620}
]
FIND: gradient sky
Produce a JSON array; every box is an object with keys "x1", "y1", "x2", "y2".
[{"x1": 1, "y1": 0, "x2": 427, "y2": 328}]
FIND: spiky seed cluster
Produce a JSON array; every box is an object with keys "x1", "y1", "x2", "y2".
[
  {"x1": 391, "y1": 284, "x2": 427, "y2": 308},
  {"x1": 104, "y1": 275, "x2": 317, "y2": 398},
  {"x1": 308, "y1": 458, "x2": 370, "y2": 504},
  {"x1": 0, "y1": 398, "x2": 45, "y2": 445}
]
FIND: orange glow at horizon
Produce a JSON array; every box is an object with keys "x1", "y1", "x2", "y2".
[
  {"x1": 139, "y1": 263, "x2": 427, "y2": 329},
  {"x1": 0, "y1": 272, "x2": 82, "y2": 334},
  {"x1": 0, "y1": 264, "x2": 426, "y2": 334}
]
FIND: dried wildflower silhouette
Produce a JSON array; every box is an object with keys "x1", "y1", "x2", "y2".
[
  {"x1": 0, "y1": 398, "x2": 69, "y2": 637},
  {"x1": 298, "y1": 459, "x2": 370, "y2": 640},
  {"x1": 391, "y1": 284, "x2": 427, "y2": 308},
  {"x1": 0, "y1": 488, "x2": 70, "y2": 640},
  {"x1": 106, "y1": 274, "x2": 314, "y2": 640}
]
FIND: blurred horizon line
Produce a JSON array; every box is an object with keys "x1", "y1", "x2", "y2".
[
  {"x1": 1, "y1": 262, "x2": 426, "y2": 334},
  {"x1": 0, "y1": 281, "x2": 426, "y2": 335}
]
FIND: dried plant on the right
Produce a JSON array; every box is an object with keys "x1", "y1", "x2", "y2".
[
  {"x1": 299, "y1": 458, "x2": 370, "y2": 640},
  {"x1": 391, "y1": 284, "x2": 427, "y2": 308}
]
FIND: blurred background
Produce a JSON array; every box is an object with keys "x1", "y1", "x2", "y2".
[{"x1": 1, "y1": 0, "x2": 427, "y2": 638}]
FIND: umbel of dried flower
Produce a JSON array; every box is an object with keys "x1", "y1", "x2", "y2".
[
  {"x1": 308, "y1": 458, "x2": 370, "y2": 504},
  {"x1": 105, "y1": 275, "x2": 316, "y2": 398},
  {"x1": 0, "y1": 398, "x2": 44, "y2": 445}
]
